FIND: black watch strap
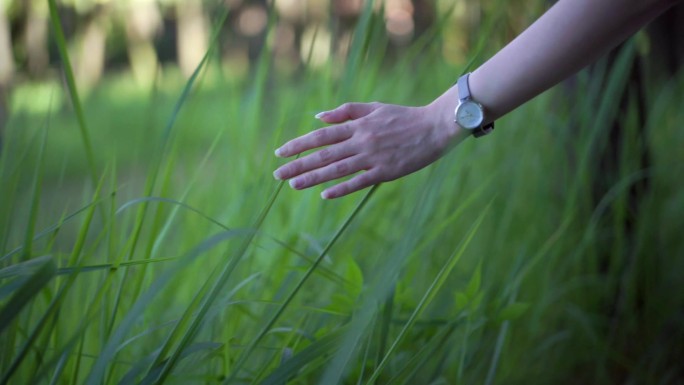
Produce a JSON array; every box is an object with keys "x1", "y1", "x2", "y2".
[{"x1": 473, "y1": 122, "x2": 495, "y2": 138}]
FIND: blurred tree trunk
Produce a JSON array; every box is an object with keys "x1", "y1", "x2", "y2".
[
  {"x1": 25, "y1": 0, "x2": 49, "y2": 77},
  {"x1": 0, "y1": 4, "x2": 13, "y2": 149},
  {"x1": 412, "y1": 0, "x2": 435, "y2": 42},
  {"x1": 0, "y1": 4, "x2": 13, "y2": 83},
  {"x1": 176, "y1": 0, "x2": 208, "y2": 78},
  {"x1": 125, "y1": 1, "x2": 161, "y2": 89},
  {"x1": 74, "y1": 7, "x2": 107, "y2": 91}
]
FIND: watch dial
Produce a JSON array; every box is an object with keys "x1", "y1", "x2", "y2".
[{"x1": 456, "y1": 101, "x2": 484, "y2": 129}]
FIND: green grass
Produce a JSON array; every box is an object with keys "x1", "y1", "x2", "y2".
[{"x1": 1, "y1": 2, "x2": 684, "y2": 384}]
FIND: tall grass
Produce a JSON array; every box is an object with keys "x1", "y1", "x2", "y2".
[{"x1": 1, "y1": 1, "x2": 683, "y2": 384}]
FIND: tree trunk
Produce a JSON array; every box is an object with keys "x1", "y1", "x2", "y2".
[
  {"x1": 125, "y1": 1, "x2": 161, "y2": 89},
  {"x1": 0, "y1": 4, "x2": 13, "y2": 84},
  {"x1": 75, "y1": 8, "x2": 107, "y2": 92},
  {"x1": 25, "y1": 1, "x2": 50, "y2": 77},
  {"x1": 0, "y1": 4, "x2": 13, "y2": 149},
  {"x1": 176, "y1": 0, "x2": 208, "y2": 78}
]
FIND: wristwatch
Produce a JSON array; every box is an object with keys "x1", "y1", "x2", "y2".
[{"x1": 454, "y1": 73, "x2": 494, "y2": 138}]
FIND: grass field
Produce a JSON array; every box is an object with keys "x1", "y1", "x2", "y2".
[{"x1": 1, "y1": 2, "x2": 684, "y2": 384}]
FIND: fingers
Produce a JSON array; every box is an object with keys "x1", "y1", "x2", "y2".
[
  {"x1": 275, "y1": 125, "x2": 353, "y2": 158},
  {"x1": 288, "y1": 156, "x2": 367, "y2": 191},
  {"x1": 316, "y1": 102, "x2": 381, "y2": 124},
  {"x1": 273, "y1": 143, "x2": 355, "y2": 180},
  {"x1": 321, "y1": 169, "x2": 380, "y2": 199},
  {"x1": 273, "y1": 101, "x2": 385, "y2": 199}
]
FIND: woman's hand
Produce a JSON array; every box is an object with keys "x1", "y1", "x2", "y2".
[{"x1": 273, "y1": 93, "x2": 468, "y2": 199}]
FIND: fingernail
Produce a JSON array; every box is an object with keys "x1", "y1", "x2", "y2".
[
  {"x1": 315, "y1": 111, "x2": 328, "y2": 119},
  {"x1": 289, "y1": 178, "x2": 301, "y2": 189},
  {"x1": 321, "y1": 190, "x2": 330, "y2": 199},
  {"x1": 275, "y1": 148, "x2": 283, "y2": 157},
  {"x1": 273, "y1": 169, "x2": 282, "y2": 180}
]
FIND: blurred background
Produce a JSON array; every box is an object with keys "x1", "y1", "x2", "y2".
[
  {"x1": 0, "y1": 0, "x2": 534, "y2": 86},
  {"x1": 1, "y1": 0, "x2": 682, "y2": 129},
  {"x1": 0, "y1": 0, "x2": 522, "y2": 102}
]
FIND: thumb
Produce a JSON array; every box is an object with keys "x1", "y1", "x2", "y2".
[{"x1": 315, "y1": 102, "x2": 381, "y2": 123}]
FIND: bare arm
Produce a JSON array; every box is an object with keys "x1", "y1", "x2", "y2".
[
  {"x1": 433, "y1": 0, "x2": 677, "y2": 123},
  {"x1": 274, "y1": 0, "x2": 678, "y2": 199}
]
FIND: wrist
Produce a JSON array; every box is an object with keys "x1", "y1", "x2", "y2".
[{"x1": 426, "y1": 84, "x2": 470, "y2": 148}]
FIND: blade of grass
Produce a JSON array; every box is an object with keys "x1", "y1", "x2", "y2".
[
  {"x1": 375, "y1": 287, "x2": 394, "y2": 376},
  {"x1": 0, "y1": 256, "x2": 55, "y2": 335},
  {"x1": 1, "y1": 199, "x2": 103, "y2": 262},
  {"x1": 141, "y1": 175, "x2": 288, "y2": 384},
  {"x1": 83, "y1": 229, "x2": 252, "y2": 384},
  {"x1": 0, "y1": 255, "x2": 52, "y2": 280},
  {"x1": 340, "y1": 0, "x2": 376, "y2": 101},
  {"x1": 0, "y1": 174, "x2": 106, "y2": 384},
  {"x1": 47, "y1": 0, "x2": 98, "y2": 188},
  {"x1": 102, "y1": 9, "x2": 231, "y2": 363},
  {"x1": 111, "y1": 2, "x2": 230, "y2": 278},
  {"x1": 133, "y1": 342, "x2": 223, "y2": 385},
  {"x1": 390, "y1": 321, "x2": 460, "y2": 385},
  {"x1": 364, "y1": 202, "x2": 491, "y2": 384},
  {"x1": 225, "y1": 185, "x2": 380, "y2": 384},
  {"x1": 484, "y1": 288, "x2": 519, "y2": 385},
  {"x1": 1, "y1": 119, "x2": 49, "y2": 373},
  {"x1": 257, "y1": 327, "x2": 350, "y2": 385},
  {"x1": 319, "y1": 150, "x2": 474, "y2": 384},
  {"x1": 20, "y1": 114, "x2": 49, "y2": 261}
]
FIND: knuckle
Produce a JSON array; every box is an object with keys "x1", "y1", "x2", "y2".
[
  {"x1": 354, "y1": 129, "x2": 370, "y2": 142},
  {"x1": 346, "y1": 120, "x2": 360, "y2": 133},
  {"x1": 318, "y1": 148, "x2": 333, "y2": 162},
  {"x1": 313, "y1": 128, "x2": 328, "y2": 141},
  {"x1": 357, "y1": 172, "x2": 372, "y2": 184},
  {"x1": 335, "y1": 161, "x2": 349, "y2": 175}
]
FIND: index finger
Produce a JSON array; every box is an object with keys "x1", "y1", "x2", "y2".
[{"x1": 275, "y1": 125, "x2": 353, "y2": 158}]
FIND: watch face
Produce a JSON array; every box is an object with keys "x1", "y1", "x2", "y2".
[{"x1": 455, "y1": 101, "x2": 484, "y2": 130}]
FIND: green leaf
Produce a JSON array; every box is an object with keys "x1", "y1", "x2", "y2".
[
  {"x1": 497, "y1": 303, "x2": 531, "y2": 322},
  {"x1": 345, "y1": 257, "x2": 363, "y2": 299},
  {"x1": 455, "y1": 292, "x2": 469, "y2": 313},
  {"x1": 470, "y1": 292, "x2": 484, "y2": 312},
  {"x1": 466, "y1": 262, "x2": 482, "y2": 299},
  {"x1": 328, "y1": 293, "x2": 355, "y2": 313}
]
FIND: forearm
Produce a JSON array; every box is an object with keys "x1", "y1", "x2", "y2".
[{"x1": 432, "y1": 0, "x2": 678, "y2": 129}]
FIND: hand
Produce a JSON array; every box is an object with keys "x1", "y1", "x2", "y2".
[{"x1": 273, "y1": 96, "x2": 468, "y2": 199}]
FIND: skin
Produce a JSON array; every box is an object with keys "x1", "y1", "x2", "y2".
[{"x1": 273, "y1": 0, "x2": 680, "y2": 200}]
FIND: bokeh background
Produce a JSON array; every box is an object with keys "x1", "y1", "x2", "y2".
[{"x1": 1, "y1": 1, "x2": 683, "y2": 384}]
